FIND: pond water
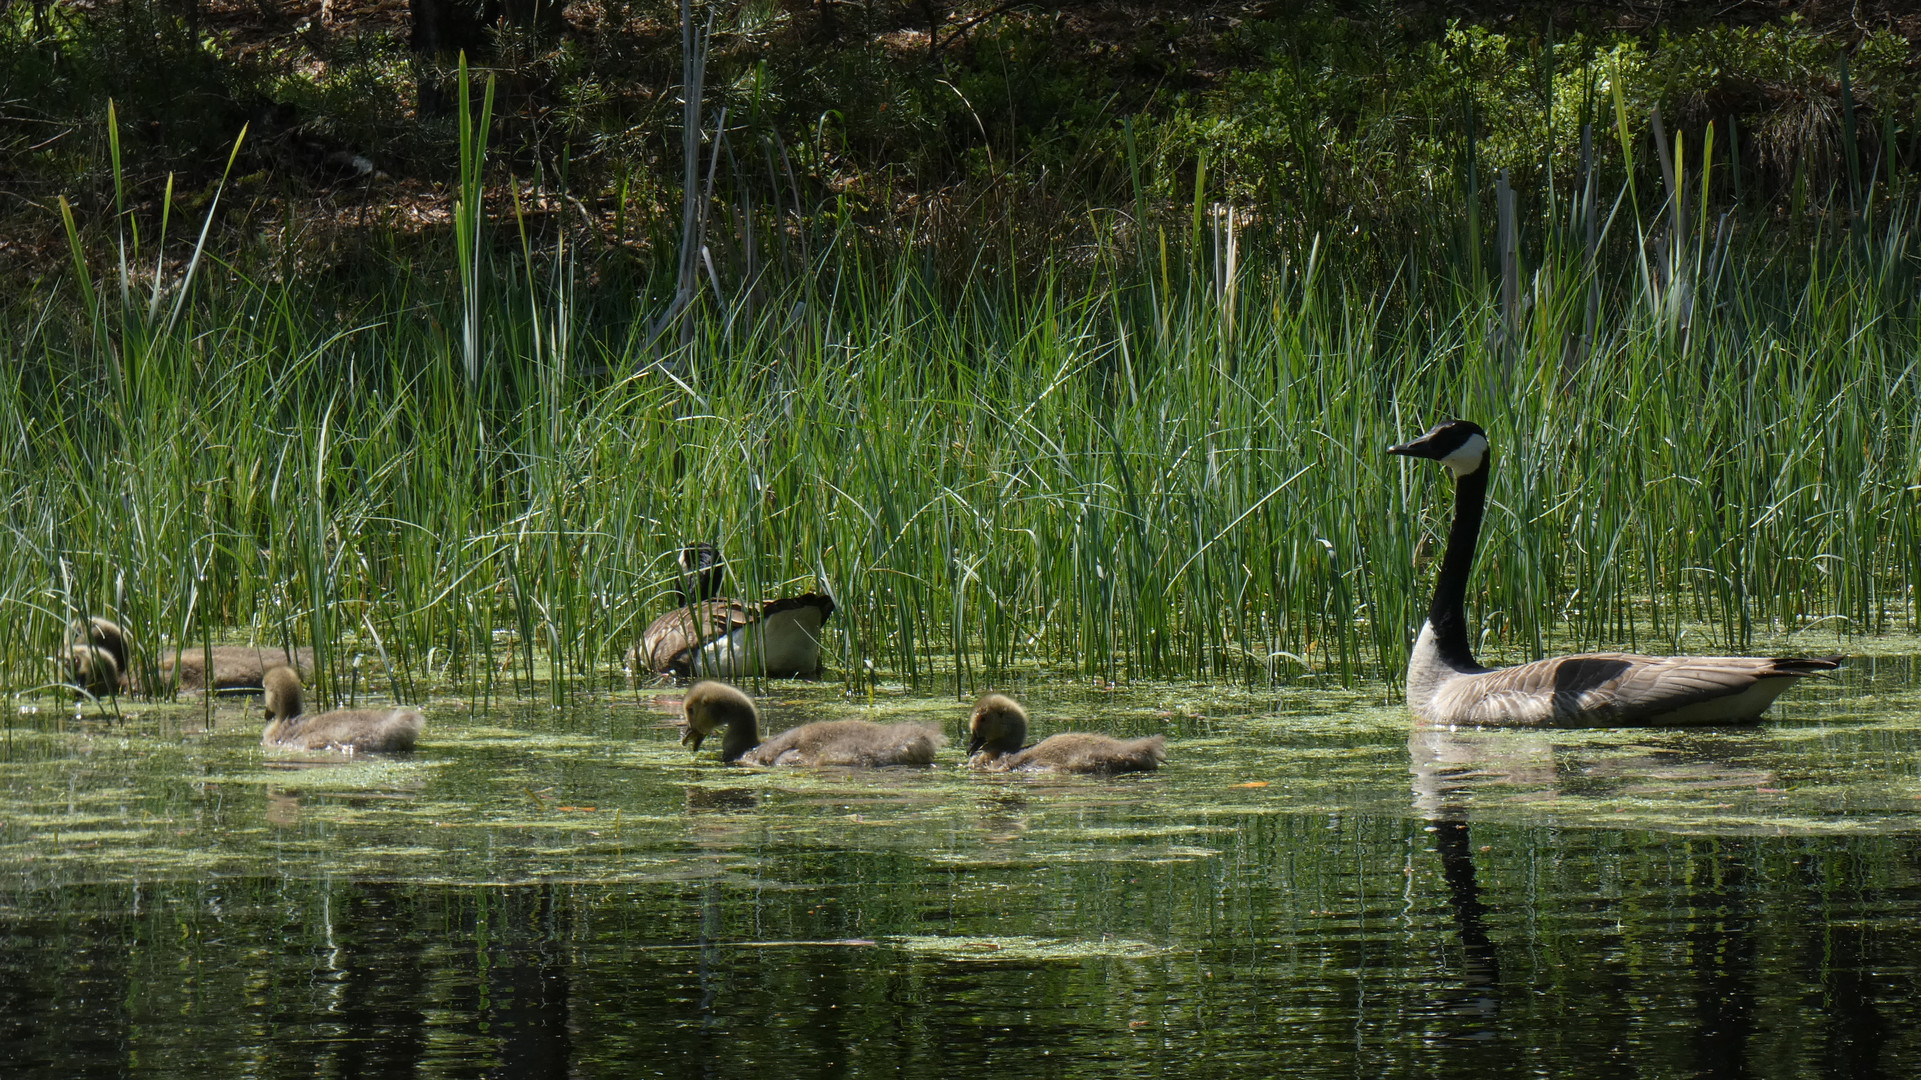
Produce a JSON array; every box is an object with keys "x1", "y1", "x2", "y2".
[{"x1": 2, "y1": 654, "x2": 1919, "y2": 1077}]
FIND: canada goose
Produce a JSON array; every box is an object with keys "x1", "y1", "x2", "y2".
[
  {"x1": 631, "y1": 542, "x2": 836, "y2": 679},
  {"x1": 260, "y1": 665, "x2": 424, "y2": 753},
  {"x1": 966, "y1": 693, "x2": 1167, "y2": 774},
  {"x1": 67, "y1": 616, "x2": 314, "y2": 692},
  {"x1": 1390, "y1": 419, "x2": 1840, "y2": 726},
  {"x1": 679, "y1": 680, "x2": 945, "y2": 766}
]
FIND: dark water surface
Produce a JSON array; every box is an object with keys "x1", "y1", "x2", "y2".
[{"x1": 3, "y1": 655, "x2": 1919, "y2": 1077}]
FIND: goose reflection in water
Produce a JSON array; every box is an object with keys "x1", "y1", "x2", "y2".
[
  {"x1": 1408, "y1": 727, "x2": 1789, "y2": 1049},
  {"x1": 1408, "y1": 729, "x2": 1508, "y2": 1039},
  {"x1": 684, "y1": 786, "x2": 759, "y2": 814},
  {"x1": 976, "y1": 792, "x2": 1031, "y2": 844},
  {"x1": 1410, "y1": 727, "x2": 1782, "y2": 818}
]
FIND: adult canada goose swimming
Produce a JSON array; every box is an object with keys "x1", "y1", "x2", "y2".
[
  {"x1": 259, "y1": 665, "x2": 424, "y2": 753},
  {"x1": 678, "y1": 680, "x2": 945, "y2": 767},
  {"x1": 966, "y1": 694, "x2": 1167, "y2": 774},
  {"x1": 631, "y1": 542, "x2": 836, "y2": 679},
  {"x1": 68, "y1": 617, "x2": 314, "y2": 692},
  {"x1": 1390, "y1": 419, "x2": 1840, "y2": 726}
]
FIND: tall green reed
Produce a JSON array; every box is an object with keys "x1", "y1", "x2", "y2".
[{"x1": 6, "y1": 76, "x2": 1918, "y2": 711}]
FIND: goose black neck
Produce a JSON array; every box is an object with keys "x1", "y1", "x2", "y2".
[{"x1": 1428, "y1": 456, "x2": 1488, "y2": 670}]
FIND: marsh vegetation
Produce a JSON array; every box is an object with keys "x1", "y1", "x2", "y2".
[
  {"x1": 3, "y1": 3, "x2": 1921, "y2": 1072},
  {"x1": 5, "y1": 6, "x2": 1919, "y2": 700}
]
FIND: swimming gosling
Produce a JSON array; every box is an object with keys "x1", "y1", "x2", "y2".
[
  {"x1": 679, "y1": 679, "x2": 945, "y2": 767},
  {"x1": 967, "y1": 694, "x2": 1166, "y2": 775},
  {"x1": 260, "y1": 665, "x2": 424, "y2": 753}
]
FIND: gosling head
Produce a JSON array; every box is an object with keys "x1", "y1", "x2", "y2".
[
  {"x1": 1388, "y1": 419, "x2": 1488, "y2": 478},
  {"x1": 967, "y1": 693, "x2": 1030, "y2": 756},
  {"x1": 680, "y1": 680, "x2": 757, "y2": 755},
  {"x1": 71, "y1": 616, "x2": 130, "y2": 670},
  {"x1": 675, "y1": 541, "x2": 726, "y2": 604},
  {"x1": 70, "y1": 644, "x2": 122, "y2": 697},
  {"x1": 262, "y1": 665, "x2": 304, "y2": 721}
]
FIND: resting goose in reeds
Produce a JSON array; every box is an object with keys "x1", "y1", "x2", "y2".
[
  {"x1": 68, "y1": 617, "x2": 314, "y2": 692},
  {"x1": 169, "y1": 643, "x2": 316, "y2": 691},
  {"x1": 966, "y1": 693, "x2": 1167, "y2": 774},
  {"x1": 631, "y1": 542, "x2": 836, "y2": 679},
  {"x1": 679, "y1": 680, "x2": 945, "y2": 767},
  {"x1": 1390, "y1": 419, "x2": 1839, "y2": 726},
  {"x1": 260, "y1": 665, "x2": 424, "y2": 753}
]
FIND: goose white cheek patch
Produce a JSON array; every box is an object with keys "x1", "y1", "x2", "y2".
[{"x1": 1440, "y1": 433, "x2": 1488, "y2": 477}]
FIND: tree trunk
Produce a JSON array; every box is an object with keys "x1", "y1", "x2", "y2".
[
  {"x1": 410, "y1": 0, "x2": 496, "y2": 113},
  {"x1": 410, "y1": 0, "x2": 564, "y2": 113}
]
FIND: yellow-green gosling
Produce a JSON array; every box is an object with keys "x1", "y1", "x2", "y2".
[
  {"x1": 967, "y1": 694, "x2": 1166, "y2": 775},
  {"x1": 66, "y1": 617, "x2": 129, "y2": 696},
  {"x1": 172, "y1": 644, "x2": 316, "y2": 692},
  {"x1": 67, "y1": 617, "x2": 315, "y2": 692},
  {"x1": 680, "y1": 680, "x2": 944, "y2": 767},
  {"x1": 69, "y1": 644, "x2": 123, "y2": 697},
  {"x1": 260, "y1": 665, "x2": 423, "y2": 753}
]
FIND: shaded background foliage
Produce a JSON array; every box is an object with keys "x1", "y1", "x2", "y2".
[{"x1": 4, "y1": 0, "x2": 1919, "y2": 288}]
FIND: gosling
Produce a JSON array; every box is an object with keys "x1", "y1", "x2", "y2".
[
  {"x1": 67, "y1": 617, "x2": 129, "y2": 696},
  {"x1": 69, "y1": 643, "x2": 124, "y2": 697},
  {"x1": 260, "y1": 665, "x2": 424, "y2": 753},
  {"x1": 679, "y1": 680, "x2": 945, "y2": 767},
  {"x1": 966, "y1": 693, "x2": 1166, "y2": 775}
]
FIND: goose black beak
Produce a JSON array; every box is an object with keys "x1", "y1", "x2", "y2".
[{"x1": 1388, "y1": 436, "x2": 1445, "y2": 460}]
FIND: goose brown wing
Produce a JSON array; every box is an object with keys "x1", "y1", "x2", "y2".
[
  {"x1": 635, "y1": 600, "x2": 754, "y2": 676},
  {"x1": 1443, "y1": 653, "x2": 1836, "y2": 727}
]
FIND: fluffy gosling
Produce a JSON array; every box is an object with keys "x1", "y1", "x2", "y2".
[{"x1": 966, "y1": 693, "x2": 1166, "y2": 775}]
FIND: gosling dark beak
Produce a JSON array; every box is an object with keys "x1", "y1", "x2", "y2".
[
  {"x1": 966, "y1": 734, "x2": 984, "y2": 754},
  {"x1": 681, "y1": 727, "x2": 706, "y2": 752}
]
